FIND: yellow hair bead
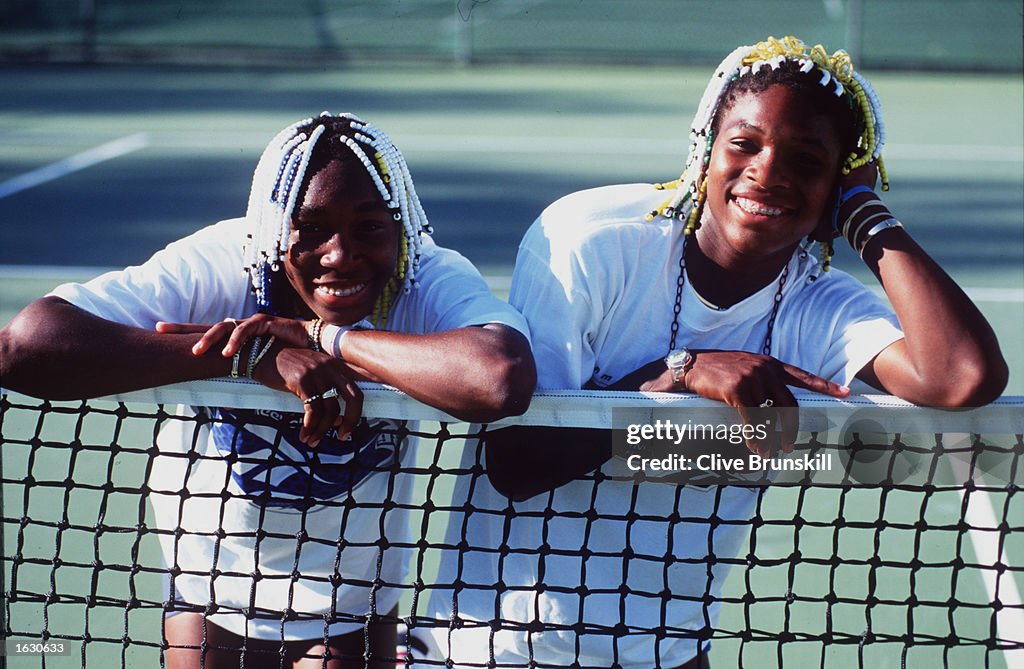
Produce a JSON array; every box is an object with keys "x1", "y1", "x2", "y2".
[{"x1": 368, "y1": 231, "x2": 411, "y2": 327}]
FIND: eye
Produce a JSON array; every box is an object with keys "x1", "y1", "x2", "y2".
[
  {"x1": 792, "y1": 151, "x2": 828, "y2": 172},
  {"x1": 728, "y1": 137, "x2": 758, "y2": 153},
  {"x1": 291, "y1": 219, "x2": 328, "y2": 239},
  {"x1": 354, "y1": 219, "x2": 393, "y2": 238}
]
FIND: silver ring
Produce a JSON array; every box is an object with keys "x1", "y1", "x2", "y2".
[
  {"x1": 759, "y1": 399, "x2": 774, "y2": 408},
  {"x1": 303, "y1": 387, "x2": 339, "y2": 405}
]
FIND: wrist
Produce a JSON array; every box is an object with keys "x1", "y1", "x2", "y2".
[
  {"x1": 838, "y1": 191, "x2": 893, "y2": 250},
  {"x1": 306, "y1": 318, "x2": 325, "y2": 352},
  {"x1": 320, "y1": 320, "x2": 372, "y2": 360},
  {"x1": 665, "y1": 348, "x2": 695, "y2": 390}
]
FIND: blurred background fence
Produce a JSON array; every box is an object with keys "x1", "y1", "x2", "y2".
[{"x1": 2, "y1": 0, "x2": 1021, "y2": 71}]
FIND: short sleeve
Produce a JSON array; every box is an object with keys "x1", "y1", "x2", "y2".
[
  {"x1": 395, "y1": 240, "x2": 530, "y2": 340},
  {"x1": 508, "y1": 223, "x2": 597, "y2": 391},
  {"x1": 795, "y1": 272, "x2": 904, "y2": 386},
  {"x1": 48, "y1": 218, "x2": 254, "y2": 328}
]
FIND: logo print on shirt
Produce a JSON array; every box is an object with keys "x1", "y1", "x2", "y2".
[{"x1": 207, "y1": 408, "x2": 404, "y2": 509}]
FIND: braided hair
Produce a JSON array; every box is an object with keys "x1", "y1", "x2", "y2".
[
  {"x1": 648, "y1": 36, "x2": 888, "y2": 273},
  {"x1": 242, "y1": 112, "x2": 432, "y2": 325}
]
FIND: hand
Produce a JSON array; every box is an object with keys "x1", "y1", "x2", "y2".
[
  {"x1": 636, "y1": 350, "x2": 850, "y2": 457},
  {"x1": 157, "y1": 314, "x2": 311, "y2": 357},
  {"x1": 157, "y1": 317, "x2": 360, "y2": 446},
  {"x1": 841, "y1": 162, "x2": 879, "y2": 192},
  {"x1": 251, "y1": 342, "x2": 363, "y2": 447}
]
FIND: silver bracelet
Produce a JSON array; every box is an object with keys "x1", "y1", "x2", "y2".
[
  {"x1": 245, "y1": 336, "x2": 263, "y2": 378},
  {"x1": 846, "y1": 211, "x2": 892, "y2": 249},
  {"x1": 841, "y1": 198, "x2": 886, "y2": 240},
  {"x1": 248, "y1": 335, "x2": 276, "y2": 376},
  {"x1": 858, "y1": 218, "x2": 904, "y2": 257}
]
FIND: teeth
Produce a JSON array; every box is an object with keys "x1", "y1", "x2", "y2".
[
  {"x1": 735, "y1": 197, "x2": 783, "y2": 217},
  {"x1": 317, "y1": 283, "x2": 366, "y2": 298}
]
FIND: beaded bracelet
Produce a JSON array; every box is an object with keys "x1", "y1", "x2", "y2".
[
  {"x1": 307, "y1": 318, "x2": 324, "y2": 353},
  {"x1": 248, "y1": 335, "x2": 276, "y2": 377}
]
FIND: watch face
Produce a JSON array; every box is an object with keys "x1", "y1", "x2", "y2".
[{"x1": 666, "y1": 348, "x2": 692, "y2": 369}]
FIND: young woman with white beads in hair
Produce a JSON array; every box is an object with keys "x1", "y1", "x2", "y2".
[
  {"x1": 416, "y1": 36, "x2": 1007, "y2": 668},
  {"x1": 0, "y1": 113, "x2": 536, "y2": 668}
]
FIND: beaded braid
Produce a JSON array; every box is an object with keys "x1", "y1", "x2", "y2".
[
  {"x1": 242, "y1": 112, "x2": 431, "y2": 325},
  {"x1": 646, "y1": 35, "x2": 888, "y2": 273}
]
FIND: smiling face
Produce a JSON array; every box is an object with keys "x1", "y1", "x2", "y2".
[
  {"x1": 284, "y1": 156, "x2": 401, "y2": 325},
  {"x1": 699, "y1": 84, "x2": 844, "y2": 268}
]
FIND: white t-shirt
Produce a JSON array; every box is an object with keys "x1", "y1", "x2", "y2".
[
  {"x1": 51, "y1": 217, "x2": 529, "y2": 640},
  {"x1": 420, "y1": 184, "x2": 904, "y2": 667}
]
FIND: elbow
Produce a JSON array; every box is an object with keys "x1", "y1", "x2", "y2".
[
  {"x1": 921, "y1": 353, "x2": 1008, "y2": 409},
  {"x1": 0, "y1": 315, "x2": 42, "y2": 397},
  {"x1": 471, "y1": 356, "x2": 538, "y2": 422},
  {"x1": 452, "y1": 350, "x2": 537, "y2": 424},
  {"x1": 444, "y1": 325, "x2": 537, "y2": 423},
  {"x1": 1, "y1": 298, "x2": 81, "y2": 400},
  {"x1": 952, "y1": 355, "x2": 1008, "y2": 408}
]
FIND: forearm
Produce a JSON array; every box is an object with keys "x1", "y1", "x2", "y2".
[
  {"x1": 859, "y1": 223, "x2": 1007, "y2": 405},
  {"x1": 338, "y1": 323, "x2": 536, "y2": 422},
  {"x1": 0, "y1": 297, "x2": 233, "y2": 399}
]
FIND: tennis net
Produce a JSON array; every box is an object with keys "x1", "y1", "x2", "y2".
[{"x1": 1, "y1": 380, "x2": 1022, "y2": 668}]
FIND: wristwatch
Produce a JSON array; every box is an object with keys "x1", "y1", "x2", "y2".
[{"x1": 664, "y1": 348, "x2": 694, "y2": 389}]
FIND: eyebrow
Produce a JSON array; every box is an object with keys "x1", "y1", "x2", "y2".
[
  {"x1": 295, "y1": 201, "x2": 389, "y2": 218},
  {"x1": 733, "y1": 121, "x2": 831, "y2": 150}
]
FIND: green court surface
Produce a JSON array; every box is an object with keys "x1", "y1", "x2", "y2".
[
  {"x1": 2, "y1": 63, "x2": 1021, "y2": 391},
  {"x1": 1, "y1": 61, "x2": 1022, "y2": 668}
]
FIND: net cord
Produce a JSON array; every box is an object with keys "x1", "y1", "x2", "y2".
[{"x1": 11, "y1": 378, "x2": 1016, "y2": 434}]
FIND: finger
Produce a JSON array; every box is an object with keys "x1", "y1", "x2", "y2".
[
  {"x1": 228, "y1": 317, "x2": 308, "y2": 353},
  {"x1": 190, "y1": 321, "x2": 236, "y2": 356},
  {"x1": 222, "y1": 319, "x2": 266, "y2": 357},
  {"x1": 768, "y1": 385, "x2": 799, "y2": 455},
  {"x1": 301, "y1": 403, "x2": 321, "y2": 447},
  {"x1": 779, "y1": 363, "x2": 850, "y2": 398},
  {"x1": 733, "y1": 404, "x2": 765, "y2": 457},
  {"x1": 300, "y1": 392, "x2": 331, "y2": 447},
  {"x1": 155, "y1": 321, "x2": 213, "y2": 334},
  {"x1": 305, "y1": 394, "x2": 341, "y2": 449},
  {"x1": 842, "y1": 163, "x2": 878, "y2": 190},
  {"x1": 337, "y1": 381, "x2": 363, "y2": 441}
]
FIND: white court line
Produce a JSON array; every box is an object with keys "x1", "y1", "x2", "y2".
[
  {"x1": 0, "y1": 133, "x2": 149, "y2": 199},
  {"x1": 960, "y1": 479, "x2": 1024, "y2": 665}
]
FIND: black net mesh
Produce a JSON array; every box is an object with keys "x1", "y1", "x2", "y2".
[{"x1": 1, "y1": 384, "x2": 1022, "y2": 668}]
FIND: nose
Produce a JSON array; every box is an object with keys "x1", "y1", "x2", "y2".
[
  {"x1": 747, "y1": 149, "x2": 791, "y2": 191},
  {"x1": 319, "y1": 233, "x2": 355, "y2": 268}
]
